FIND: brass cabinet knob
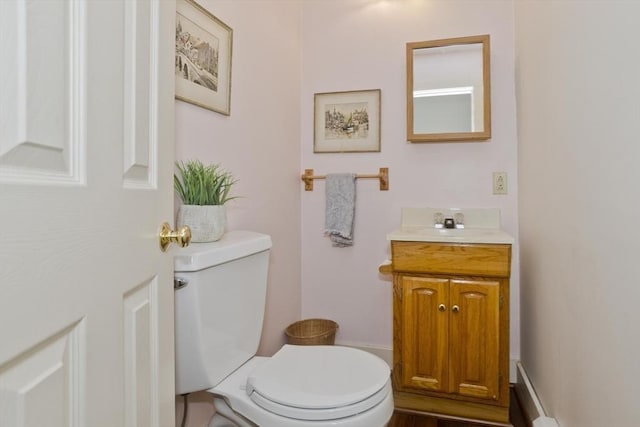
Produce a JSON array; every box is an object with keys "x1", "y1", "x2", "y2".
[
  {"x1": 452, "y1": 305, "x2": 460, "y2": 313},
  {"x1": 159, "y1": 222, "x2": 191, "y2": 252},
  {"x1": 438, "y1": 304, "x2": 446, "y2": 312}
]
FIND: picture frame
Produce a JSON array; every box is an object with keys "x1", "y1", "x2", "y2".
[
  {"x1": 175, "y1": 0, "x2": 233, "y2": 115},
  {"x1": 314, "y1": 89, "x2": 381, "y2": 153}
]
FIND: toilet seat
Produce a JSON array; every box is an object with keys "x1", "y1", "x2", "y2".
[
  {"x1": 209, "y1": 346, "x2": 393, "y2": 427},
  {"x1": 246, "y1": 345, "x2": 391, "y2": 420},
  {"x1": 249, "y1": 379, "x2": 391, "y2": 421}
]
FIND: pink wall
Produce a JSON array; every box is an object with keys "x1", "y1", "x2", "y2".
[
  {"x1": 175, "y1": 1, "x2": 302, "y2": 425},
  {"x1": 175, "y1": 1, "x2": 519, "y2": 425},
  {"x1": 300, "y1": 1, "x2": 519, "y2": 358},
  {"x1": 175, "y1": 0, "x2": 302, "y2": 357}
]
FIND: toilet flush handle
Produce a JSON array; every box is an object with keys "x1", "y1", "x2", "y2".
[{"x1": 174, "y1": 277, "x2": 188, "y2": 290}]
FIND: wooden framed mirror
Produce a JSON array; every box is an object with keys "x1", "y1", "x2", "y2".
[{"x1": 407, "y1": 34, "x2": 491, "y2": 142}]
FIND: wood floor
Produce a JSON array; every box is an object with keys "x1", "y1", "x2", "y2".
[{"x1": 388, "y1": 388, "x2": 527, "y2": 427}]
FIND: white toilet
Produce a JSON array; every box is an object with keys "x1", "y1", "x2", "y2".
[{"x1": 174, "y1": 230, "x2": 394, "y2": 427}]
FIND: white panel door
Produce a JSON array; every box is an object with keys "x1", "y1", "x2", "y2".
[{"x1": 0, "y1": 1, "x2": 176, "y2": 426}]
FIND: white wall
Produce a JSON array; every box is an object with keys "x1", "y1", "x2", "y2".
[
  {"x1": 300, "y1": 0, "x2": 520, "y2": 359},
  {"x1": 516, "y1": 1, "x2": 640, "y2": 426},
  {"x1": 174, "y1": 1, "x2": 302, "y2": 424}
]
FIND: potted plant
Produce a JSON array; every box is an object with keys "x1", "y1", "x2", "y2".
[{"x1": 174, "y1": 160, "x2": 237, "y2": 242}]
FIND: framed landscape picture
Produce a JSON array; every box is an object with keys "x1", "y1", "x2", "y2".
[
  {"x1": 314, "y1": 89, "x2": 381, "y2": 153},
  {"x1": 175, "y1": 0, "x2": 232, "y2": 115}
]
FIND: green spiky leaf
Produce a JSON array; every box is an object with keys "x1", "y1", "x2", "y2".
[{"x1": 174, "y1": 160, "x2": 238, "y2": 205}]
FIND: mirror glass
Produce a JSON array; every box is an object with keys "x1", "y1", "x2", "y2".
[{"x1": 407, "y1": 35, "x2": 491, "y2": 142}]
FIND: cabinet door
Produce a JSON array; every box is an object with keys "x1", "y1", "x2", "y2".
[
  {"x1": 401, "y1": 276, "x2": 449, "y2": 392},
  {"x1": 449, "y1": 279, "x2": 500, "y2": 400}
]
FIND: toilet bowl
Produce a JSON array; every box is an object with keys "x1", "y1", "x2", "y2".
[
  {"x1": 209, "y1": 346, "x2": 393, "y2": 427},
  {"x1": 174, "y1": 231, "x2": 394, "y2": 427}
]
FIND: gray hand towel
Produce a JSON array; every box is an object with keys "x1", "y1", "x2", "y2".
[{"x1": 324, "y1": 173, "x2": 356, "y2": 247}]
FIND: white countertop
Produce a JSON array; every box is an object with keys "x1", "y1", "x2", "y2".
[
  {"x1": 387, "y1": 207, "x2": 514, "y2": 244},
  {"x1": 387, "y1": 226, "x2": 514, "y2": 244}
]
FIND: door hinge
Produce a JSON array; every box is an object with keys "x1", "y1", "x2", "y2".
[{"x1": 499, "y1": 294, "x2": 504, "y2": 309}]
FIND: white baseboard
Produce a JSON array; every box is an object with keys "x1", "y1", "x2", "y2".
[
  {"x1": 341, "y1": 342, "x2": 393, "y2": 368},
  {"x1": 515, "y1": 361, "x2": 559, "y2": 427}
]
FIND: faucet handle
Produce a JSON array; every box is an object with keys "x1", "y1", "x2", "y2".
[{"x1": 454, "y1": 213, "x2": 465, "y2": 229}]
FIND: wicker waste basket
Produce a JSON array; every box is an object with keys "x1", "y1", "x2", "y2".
[{"x1": 285, "y1": 319, "x2": 339, "y2": 345}]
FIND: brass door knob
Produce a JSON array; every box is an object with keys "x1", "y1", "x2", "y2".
[
  {"x1": 159, "y1": 222, "x2": 191, "y2": 252},
  {"x1": 438, "y1": 304, "x2": 446, "y2": 312},
  {"x1": 452, "y1": 305, "x2": 460, "y2": 313}
]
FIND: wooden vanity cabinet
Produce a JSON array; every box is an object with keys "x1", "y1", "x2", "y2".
[{"x1": 389, "y1": 241, "x2": 511, "y2": 424}]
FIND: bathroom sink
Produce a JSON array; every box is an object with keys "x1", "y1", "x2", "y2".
[
  {"x1": 387, "y1": 207, "x2": 514, "y2": 244},
  {"x1": 387, "y1": 226, "x2": 514, "y2": 244}
]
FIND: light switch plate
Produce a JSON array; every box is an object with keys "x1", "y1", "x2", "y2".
[{"x1": 493, "y1": 172, "x2": 507, "y2": 195}]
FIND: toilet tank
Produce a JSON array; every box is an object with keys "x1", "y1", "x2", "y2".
[{"x1": 174, "y1": 230, "x2": 272, "y2": 395}]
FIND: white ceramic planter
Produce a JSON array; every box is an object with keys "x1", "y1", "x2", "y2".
[{"x1": 177, "y1": 205, "x2": 226, "y2": 242}]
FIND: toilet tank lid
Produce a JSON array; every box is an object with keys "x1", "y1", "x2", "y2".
[{"x1": 174, "y1": 230, "x2": 272, "y2": 272}]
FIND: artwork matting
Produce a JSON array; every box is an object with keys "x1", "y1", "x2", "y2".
[
  {"x1": 175, "y1": 0, "x2": 232, "y2": 115},
  {"x1": 314, "y1": 89, "x2": 381, "y2": 153}
]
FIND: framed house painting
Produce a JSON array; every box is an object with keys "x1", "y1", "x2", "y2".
[
  {"x1": 314, "y1": 89, "x2": 381, "y2": 153},
  {"x1": 175, "y1": 0, "x2": 232, "y2": 115}
]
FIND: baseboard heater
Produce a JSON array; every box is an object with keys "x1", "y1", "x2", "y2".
[{"x1": 515, "y1": 362, "x2": 560, "y2": 427}]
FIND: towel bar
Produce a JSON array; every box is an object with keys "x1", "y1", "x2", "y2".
[{"x1": 301, "y1": 167, "x2": 389, "y2": 191}]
